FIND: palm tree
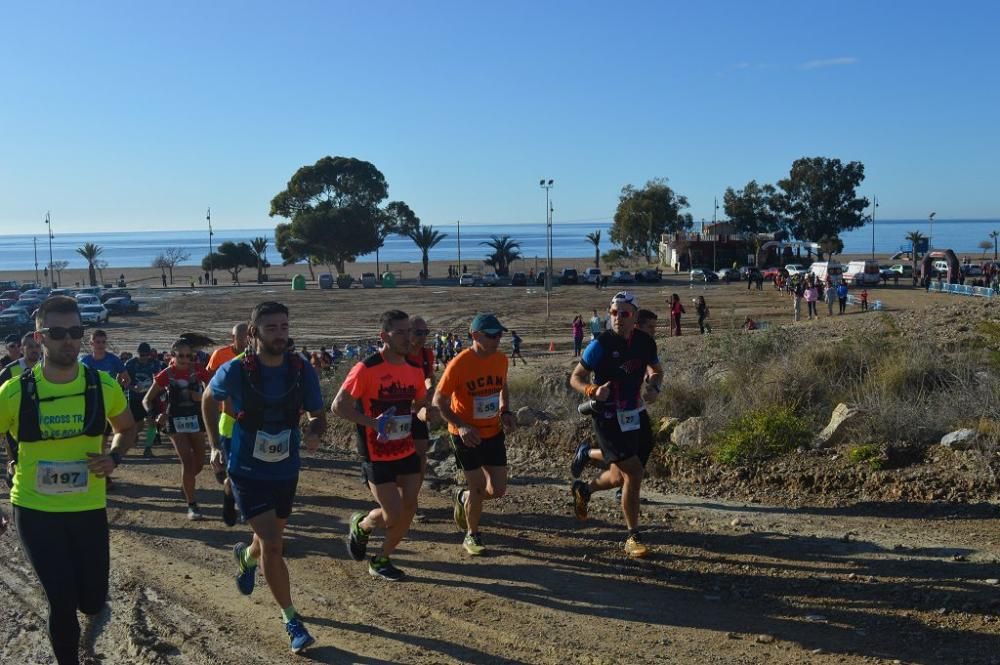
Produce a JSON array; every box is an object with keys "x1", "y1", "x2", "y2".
[
  {"x1": 905, "y1": 230, "x2": 926, "y2": 285},
  {"x1": 250, "y1": 237, "x2": 269, "y2": 283},
  {"x1": 407, "y1": 225, "x2": 448, "y2": 280},
  {"x1": 480, "y1": 235, "x2": 522, "y2": 276},
  {"x1": 990, "y1": 230, "x2": 999, "y2": 261},
  {"x1": 586, "y1": 230, "x2": 601, "y2": 268},
  {"x1": 75, "y1": 242, "x2": 103, "y2": 287}
]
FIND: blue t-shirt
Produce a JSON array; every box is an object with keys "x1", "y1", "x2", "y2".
[
  {"x1": 209, "y1": 356, "x2": 323, "y2": 481},
  {"x1": 81, "y1": 353, "x2": 127, "y2": 377},
  {"x1": 580, "y1": 330, "x2": 659, "y2": 411},
  {"x1": 123, "y1": 357, "x2": 163, "y2": 405}
]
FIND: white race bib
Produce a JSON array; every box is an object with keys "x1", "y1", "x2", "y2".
[
  {"x1": 473, "y1": 394, "x2": 500, "y2": 419},
  {"x1": 616, "y1": 408, "x2": 642, "y2": 433},
  {"x1": 252, "y1": 429, "x2": 291, "y2": 463},
  {"x1": 172, "y1": 415, "x2": 200, "y2": 433},
  {"x1": 385, "y1": 415, "x2": 413, "y2": 441},
  {"x1": 36, "y1": 461, "x2": 89, "y2": 495},
  {"x1": 136, "y1": 378, "x2": 153, "y2": 391}
]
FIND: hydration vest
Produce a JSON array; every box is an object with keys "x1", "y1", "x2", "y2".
[
  {"x1": 235, "y1": 352, "x2": 305, "y2": 441},
  {"x1": 16, "y1": 365, "x2": 106, "y2": 445}
]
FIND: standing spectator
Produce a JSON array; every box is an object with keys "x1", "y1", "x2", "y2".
[
  {"x1": 747, "y1": 270, "x2": 753, "y2": 291},
  {"x1": 669, "y1": 293, "x2": 685, "y2": 336},
  {"x1": 572, "y1": 315, "x2": 584, "y2": 357},
  {"x1": 804, "y1": 282, "x2": 818, "y2": 320},
  {"x1": 510, "y1": 330, "x2": 526, "y2": 366},
  {"x1": 589, "y1": 309, "x2": 603, "y2": 340},
  {"x1": 825, "y1": 279, "x2": 836, "y2": 316},
  {"x1": 792, "y1": 282, "x2": 803, "y2": 322},
  {"x1": 837, "y1": 281, "x2": 849, "y2": 314},
  {"x1": 695, "y1": 296, "x2": 710, "y2": 334},
  {"x1": 756, "y1": 270, "x2": 764, "y2": 290},
  {"x1": 860, "y1": 288, "x2": 869, "y2": 312}
]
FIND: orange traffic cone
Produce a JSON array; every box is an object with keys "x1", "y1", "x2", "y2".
[{"x1": 548, "y1": 341, "x2": 556, "y2": 352}]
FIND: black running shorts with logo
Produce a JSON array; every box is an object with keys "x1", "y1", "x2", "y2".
[
  {"x1": 411, "y1": 415, "x2": 429, "y2": 441},
  {"x1": 592, "y1": 409, "x2": 653, "y2": 466},
  {"x1": 229, "y1": 475, "x2": 298, "y2": 520},
  {"x1": 362, "y1": 452, "x2": 422, "y2": 485},
  {"x1": 451, "y1": 431, "x2": 507, "y2": 471}
]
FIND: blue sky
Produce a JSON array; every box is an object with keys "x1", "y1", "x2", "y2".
[{"x1": 1, "y1": 1, "x2": 997, "y2": 235}]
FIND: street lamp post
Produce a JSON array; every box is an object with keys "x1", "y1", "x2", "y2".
[
  {"x1": 928, "y1": 212, "x2": 936, "y2": 252},
  {"x1": 45, "y1": 212, "x2": 54, "y2": 287},
  {"x1": 713, "y1": 197, "x2": 720, "y2": 271},
  {"x1": 456, "y1": 219, "x2": 461, "y2": 277},
  {"x1": 207, "y1": 207, "x2": 214, "y2": 285},
  {"x1": 33, "y1": 236, "x2": 39, "y2": 286},
  {"x1": 539, "y1": 179, "x2": 554, "y2": 318},
  {"x1": 871, "y1": 195, "x2": 879, "y2": 259}
]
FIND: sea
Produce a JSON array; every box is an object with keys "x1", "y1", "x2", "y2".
[{"x1": 0, "y1": 218, "x2": 996, "y2": 272}]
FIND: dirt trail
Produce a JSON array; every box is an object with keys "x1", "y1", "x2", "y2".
[{"x1": 2, "y1": 281, "x2": 999, "y2": 664}]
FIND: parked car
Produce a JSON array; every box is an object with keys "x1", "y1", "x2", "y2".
[
  {"x1": 714, "y1": 268, "x2": 739, "y2": 282},
  {"x1": 21, "y1": 289, "x2": 43, "y2": 299},
  {"x1": 510, "y1": 272, "x2": 528, "y2": 287},
  {"x1": 79, "y1": 304, "x2": 109, "y2": 325},
  {"x1": 75, "y1": 294, "x2": 101, "y2": 306},
  {"x1": 962, "y1": 264, "x2": 983, "y2": 277},
  {"x1": 482, "y1": 273, "x2": 500, "y2": 286},
  {"x1": 0, "y1": 281, "x2": 20, "y2": 292},
  {"x1": 635, "y1": 268, "x2": 663, "y2": 282},
  {"x1": 104, "y1": 296, "x2": 139, "y2": 315},
  {"x1": 810, "y1": 261, "x2": 844, "y2": 285},
  {"x1": 689, "y1": 268, "x2": 718, "y2": 283},
  {"x1": 0, "y1": 290, "x2": 20, "y2": 301},
  {"x1": 843, "y1": 260, "x2": 882, "y2": 286},
  {"x1": 583, "y1": 268, "x2": 602, "y2": 284},
  {"x1": 76, "y1": 287, "x2": 102, "y2": 297},
  {"x1": 99, "y1": 288, "x2": 130, "y2": 302},
  {"x1": 0, "y1": 298, "x2": 17, "y2": 311},
  {"x1": 317, "y1": 273, "x2": 334, "y2": 289},
  {"x1": 611, "y1": 270, "x2": 635, "y2": 284},
  {"x1": 783, "y1": 264, "x2": 808, "y2": 277},
  {"x1": 889, "y1": 264, "x2": 913, "y2": 278},
  {"x1": 459, "y1": 273, "x2": 477, "y2": 287},
  {"x1": 50, "y1": 288, "x2": 75, "y2": 298},
  {"x1": 0, "y1": 310, "x2": 32, "y2": 336},
  {"x1": 559, "y1": 268, "x2": 579, "y2": 285},
  {"x1": 761, "y1": 267, "x2": 784, "y2": 281},
  {"x1": 535, "y1": 270, "x2": 548, "y2": 286},
  {"x1": 17, "y1": 298, "x2": 43, "y2": 313}
]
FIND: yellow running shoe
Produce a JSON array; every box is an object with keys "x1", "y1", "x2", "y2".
[
  {"x1": 463, "y1": 532, "x2": 486, "y2": 556},
  {"x1": 453, "y1": 487, "x2": 468, "y2": 531},
  {"x1": 624, "y1": 534, "x2": 649, "y2": 559}
]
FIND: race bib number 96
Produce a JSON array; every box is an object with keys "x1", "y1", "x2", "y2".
[
  {"x1": 36, "y1": 461, "x2": 89, "y2": 495},
  {"x1": 252, "y1": 430, "x2": 291, "y2": 463}
]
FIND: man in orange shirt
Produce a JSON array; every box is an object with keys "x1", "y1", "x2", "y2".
[
  {"x1": 433, "y1": 313, "x2": 517, "y2": 555},
  {"x1": 207, "y1": 323, "x2": 249, "y2": 375}
]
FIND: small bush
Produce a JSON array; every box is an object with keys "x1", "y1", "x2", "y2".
[
  {"x1": 848, "y1": 444, "x2": 883, "y2": 470},
  {"x1": 713, "y1": 405, "x2": 811, "y2": 466}
]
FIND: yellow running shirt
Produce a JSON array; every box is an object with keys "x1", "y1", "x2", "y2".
[{"x1": 0, "y1": 364, "x2": 127, "y2": 512}]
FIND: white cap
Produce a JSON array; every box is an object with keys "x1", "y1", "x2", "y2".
[{"x1": 610, "y1": 291, "x2": 638, "y2": 308}]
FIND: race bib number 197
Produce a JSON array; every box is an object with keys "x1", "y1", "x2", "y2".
[{"x1": 36, "y1": 461, "x2": 89, "y2": 495}]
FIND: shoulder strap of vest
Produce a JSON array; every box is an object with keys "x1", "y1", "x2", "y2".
[
  {"x1": 17, "y1": 365, "x2": 105, "y2": 442},
  {"x1": 362, "y1": 352, "x2": 384, "y2": 368}
]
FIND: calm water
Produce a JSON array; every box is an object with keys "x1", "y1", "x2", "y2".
[{"x1": 0, "y1": 218, "x2": 996, "y2": 271}]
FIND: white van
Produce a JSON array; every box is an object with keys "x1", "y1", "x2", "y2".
[
  {"x1": 844, "y1": 260, "x2": 881, "y2": 286},
  {"x1": 809, "y1": 261, "x2": 843, "y2": 285},
  {"x1": 583, "y1": 267, "x2": 602, "y2": 284}
]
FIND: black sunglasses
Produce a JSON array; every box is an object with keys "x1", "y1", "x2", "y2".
[
  {"x1": 481, "y1": 331, "x2": 503, "y2": 340},
  {"x1": 40, "y1": 326, "x2": 86, "y2": 340}
]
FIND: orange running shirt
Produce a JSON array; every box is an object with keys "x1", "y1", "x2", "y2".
[
  {"x1": 207, "y1": 345, "x2": 239, "y2": 374},
  {"x1": 435, "y1": 348, "x2": 508, "y2": 438},
  {"x1": 341, "y1": 353, "x2": 427, "y2": 462}
]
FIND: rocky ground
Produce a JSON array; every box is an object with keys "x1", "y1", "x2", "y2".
[{"x1": 1, "y1": 278, "x2": 998, "y2": 664}]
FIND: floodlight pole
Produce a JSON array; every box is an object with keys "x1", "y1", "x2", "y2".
[{"x1": 540, "y1": 179, "x2": 554, "y2": 318}]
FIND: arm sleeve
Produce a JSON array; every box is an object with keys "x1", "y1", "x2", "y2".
[
  {"x1": 153, "y1": 368, "x2": 171, "y2": 388},
  {"x1": 580, "y1": 338, "x2": 603, "y2": 371},
  {"x1": 340, "y1": 362, "x2": 368, "y2": 400},
  {"x1": 301, "y1": 364, "x2": 324, "y2": 412}
]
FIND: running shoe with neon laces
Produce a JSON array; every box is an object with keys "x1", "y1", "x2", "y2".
[
  {"x1": 233, "y1": 542, "x2": 257, "y2": 595},
  {"x1": 572, "y1": 480, "x2": 591, "y2": 521},
  {"x1": 463, "y1": 532, "x2": 486, "y2": 556},
  {"x1": 570, "y1": 442, "x2": 590, "y2": 479},
  {"x1": 347, "y1": 512, "x2": 370, "y2": 561},
  {"x1": 624, "y1": 533, "x2": 650, "y2": 559},
  {"x1": 285, "y1": 617, "x2": 315, "y2": 654},
  {"x1": 452, "y1": 488, "x2": 468, "y2": 532},
  {"x1": 368, "y1": 555, "x2": 406, "y2": 581},
  {"x1": 222, "y1": 492, "x2": 237, "y2": 527}
]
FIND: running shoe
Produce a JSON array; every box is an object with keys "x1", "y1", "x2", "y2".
[
  {"x1": 572, "y1": 480, "x2": 591, "y2": 521},
  {"x1": 346, "y1": 512, "x2": 370, "y2": 562},
  {"x1": 143, "y1": 447, "x2": 154, "y2": 458},
  {"x1": 463, "y1": 532, "x2": 486, "y2": 556},
  {"x1": 285, "y1": 617, "x2": 315, "y2": 654},
  {"x1": 368, "y1": 555, "x2": 406, "y2": 581},
  {"x1": 570, "y1": 442, "x2": 590, "y2": 478},
  {"x1": 233, "y1": 542, "x2": 257, "y2": 595},
  {"x1": 615, "y1": 487, "x2": 623, "y2": 502},
  {"x1": 624, "y1": 533, "x2": 650, "y2": 559},
  {"x1": 187, "y1": 505, "x2": 204, "y2": 521},
  {"x1": 222, "y1": 492, "x2": 237, "y2": 527},
  {"x1": 452, "y1": 488, "x2": 468, "y2": 532}
]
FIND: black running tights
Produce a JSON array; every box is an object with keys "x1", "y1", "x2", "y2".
[{"x1": 14, "y1": 506, "x2": 109, "y2": 665}]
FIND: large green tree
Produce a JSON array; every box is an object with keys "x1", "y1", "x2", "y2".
[
  {"x1": 202, "y1": 241, "x2": 257, "y2": 284},
  {"x1": 269, "y1": 156, "x2": 412, "y2": 274},
  {"x1": 75, "y1": 242, "x2": 103, "y2": 286},
  {"x1": 481, "y1": 235, "x2": 522, "y2": 276},
  {"x1": 407, "y1": 225, "x2": 448, "y2": 280},
  {"x1": 722, "y1": 180, "x2": 783, "y2": 235},
  {"x1": 775, "y1": 157, "x2": 869, "y2": 247},
  {"x1": 610, "y1": 179, "x2": 693, "y2": 262}
]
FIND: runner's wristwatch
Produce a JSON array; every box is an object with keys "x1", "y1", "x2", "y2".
[{"x1": 109, "y1": 450, "x2": 122, "y2": 468}]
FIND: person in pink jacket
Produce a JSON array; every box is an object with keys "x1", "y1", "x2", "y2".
[{"x1": 804, "y1": 282, "x2": 819, "y2": 319}]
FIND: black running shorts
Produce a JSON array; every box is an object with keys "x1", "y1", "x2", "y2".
[
  {"x1": 229, "y1": 475, "x2": 298, "y2": 520},
  {"x1": 592, "y1": 409, "x2": 653, "y2": 466},
  {"x1": 451, "y1": 431, "x2": 507, "y2": 471},
  {"x1": 361, "y1": 453, "x2": 422, "y2": 486}
]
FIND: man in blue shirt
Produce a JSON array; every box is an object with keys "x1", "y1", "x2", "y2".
[
  {"x1": 80, "y1": 329, "x2": 128, "y2": 386},
  {"x1": 202, "y1": 302, "x2": 325, "y2": 655}
]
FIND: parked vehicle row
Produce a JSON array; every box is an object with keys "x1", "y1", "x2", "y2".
[{"x1": 0, "y1": 285, "x2": 140, "y2": 325}]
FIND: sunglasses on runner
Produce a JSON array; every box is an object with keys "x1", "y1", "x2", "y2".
[
  {"x1": 481, "y1": 331, "x2": 503, "y2": 339},
  {"x1": 40, "y1": 326, "x2": 86, "y2": 340},
  {"x1": 609, "y1": 309, "x2": 632, "y2": 318},
  {"x1": 413, "y1": 329, "x2": 430, "y2": 336}
]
